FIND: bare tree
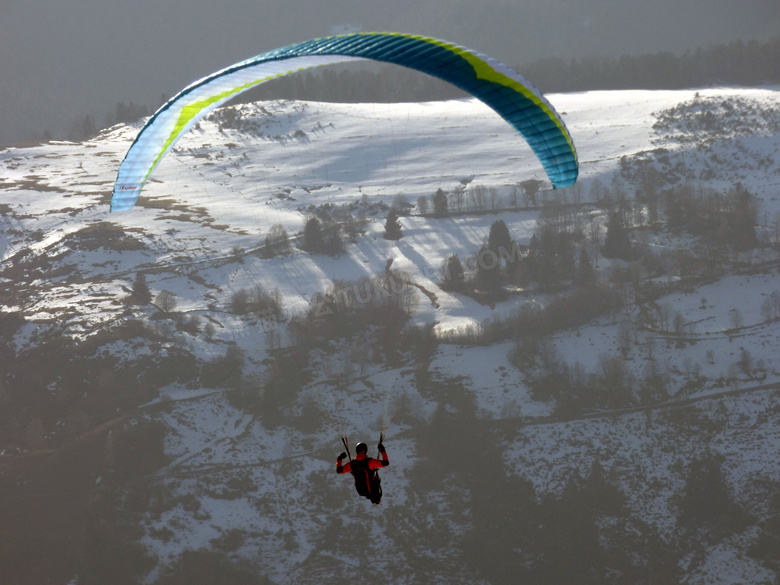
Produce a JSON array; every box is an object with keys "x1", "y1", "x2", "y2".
[
  {"x1": 451, "y1": 184, "x2": 465, "y2": 213},
  {"x1": 729, "y1": 308, "x2": 744, "y2": 330},
  {"x1": 392, "y1": 193, "x2": 410, "y2": 215},
  {"x1": 508, "y1": 185, "x2": 520, "y2": 209},
  {"x1": 772, "y1": 212, "x2": 780, "y2": 246},
  {"x1": 738, "y1": 348, "x2": 753, "y2": 377},
  {"x1": 488, "y1": 187, "x2": 501, "y2": 211},
  {"x1": 761, "y1": 291, "x2": 780, "y2": 321},
  {"x1": 568, "y1": 181, "x2": 584, "y2": 205},
  {"x1": 617, "y1": 320, "x2": 634, "y2": 356},
  {"x1": 656, "y1": 303, "x2": 672, "y2": 332},
  {"x1": 265, "y1": 224, "x2": 289, "y2": 254},
  {"x1": 589, "y1": 217, "x2": 601, "y2": 245},
  {"x1": 673, "y1": 312, "x2": 687, "y2": 335},
  {"x1": 155, "y1": 290, "x2": 177, "y2": 313},
  {"x1": 416, "y1": 195, "x2": 429, "y2": 216},
  {"x1": 520, "y1": 179, "x2": 543, "y2": 207},
  {"x1": 469, "y1": 184, "x2": 489, "y2": 211}
]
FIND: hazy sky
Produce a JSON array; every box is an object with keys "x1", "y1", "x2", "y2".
[{"x1": 1, "y1": 0, "x2": 777, "y2": 144}]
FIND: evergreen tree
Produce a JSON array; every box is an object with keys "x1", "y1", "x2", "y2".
[
  {"x1": 432, "y1": 188, "x2": 449, "y2": 217},
  {"x1": 323, "y1": 224, "x2": 346, "y2": 256},
  {"x1": 131, "y1": 272, "x2": 152, "y2": 304},
  {"x1": 111, "y1": 101, "x2": 150, "y2": 126},
  {"x1": 441, "y1": 254, "x2": 466, "y2": 291},
  {"x1": 69, "y1": 113, "x2": 97, "y2": 141},
  {"x1": 476, "y1": 246, "x2": 503, "y2": 294},
  {"x1": 229, "y1": 289, "x2": 250, "y2": 315},
  {"x1": 727, "y1": 184, "x2": 758, "y2": 251},
  {"x1": 679, "y1": 454, "x2": 753, "y2": 528},
  {"x1": 487, "y1": 219, "x2": 513, "y2": 258},
  {"x1": 383, "y1": 208, "x2": 403, "y2": 240},
  {"x1": 302, "y1": 217, "x2": 324, "y2": 253},
  {"x1": 602, "y1": 211, "x2": 632, "y2": 260}
]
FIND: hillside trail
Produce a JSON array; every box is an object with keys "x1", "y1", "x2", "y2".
[
  {"x1": 489, "y1": 378, "x2": 780, "y2": 434},
  {"x1": 119, "y1": 377, "x2": 780, "y2": 482},
  {"x1": 2, "y1": 377, "x2": 777, "y2": 500},
  {"x1": 121, "y1": 376, "x2": 780, "y2": 483},
  {"x1": 0, "y1": 354, "x2": 780, "y2": 498}
]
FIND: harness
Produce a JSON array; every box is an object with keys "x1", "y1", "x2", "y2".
[{"x1": 350, "y1": 457, "x2": 381, "y2": 502}]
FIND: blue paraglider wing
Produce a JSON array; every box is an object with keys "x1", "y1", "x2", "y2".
[{"x1": 111, "y1": 32, "x2": 578, "y2": 212}]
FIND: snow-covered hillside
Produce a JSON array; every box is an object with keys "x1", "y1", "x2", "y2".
[{"x1": 1, "y1": 87, "x2": 779, "y2": 584}]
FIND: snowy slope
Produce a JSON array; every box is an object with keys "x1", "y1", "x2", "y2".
[{"x1": 1, "y1": 87, "x2": 780, "y2": 584}]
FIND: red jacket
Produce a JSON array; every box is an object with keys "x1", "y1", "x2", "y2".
[
  {"x1": 336, "y1": 450, "x2": 389, "y2": 475},
  {"x1": 337, "y1": 450, "x2": 389, "y2": 499}
]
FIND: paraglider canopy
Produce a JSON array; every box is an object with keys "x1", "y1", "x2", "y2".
[{"x1": 111, "y1": 32, "x2": 578, "y2": 212}]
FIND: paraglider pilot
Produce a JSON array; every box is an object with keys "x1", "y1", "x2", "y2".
[{"x1": 337, "y1": 440, "x2": 389, "y2": 504}]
